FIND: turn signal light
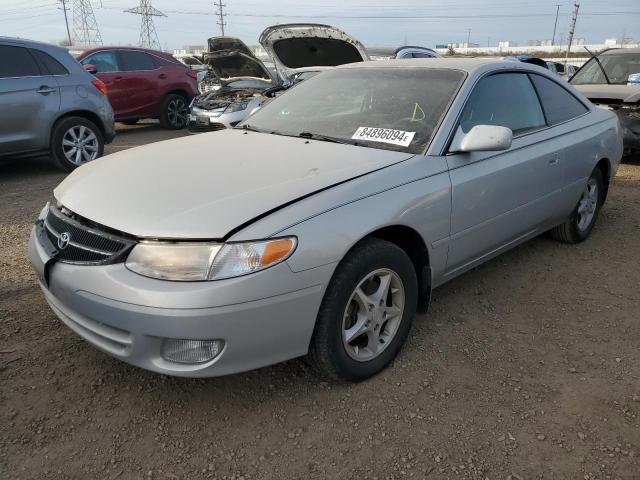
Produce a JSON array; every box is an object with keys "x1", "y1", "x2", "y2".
[
  {"x1": 186, "y1": 70, "x2": 198, "y2": 80},
  {"x1": 92, "y1": 79, "x2": 108, "y2": 94}
]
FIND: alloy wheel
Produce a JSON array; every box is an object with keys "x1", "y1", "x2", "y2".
[
  {"x1": 62, "y1": 125, "x2": 99, "y2": 165},
  {"x1": 342, "y1": 268, "x2": 405, "y2": 362},
  {"x1": 576, "y1": 178, "x2": 598, "y2": 231},
  {"x1": 167, "y1": 98, "x2": 188, "y2": 128}
]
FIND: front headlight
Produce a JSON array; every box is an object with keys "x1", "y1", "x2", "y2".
[
  {"x1": 125, "y1": 237, "x2": 297, "y2": 281},
  {"x1": 225, "y1": 101, "x2": 249, "y2": 113}
]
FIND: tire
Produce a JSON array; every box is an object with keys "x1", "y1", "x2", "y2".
[
  {"x1": 160, "y1": 93, "x2": 189, "y2": 130},
  {"x1": 308, "y1": 238, "x2": 418, "y2": 382},
  {"x1": 550, "y1": 168, "x2": 604, "y2": 243},
  {"x1": 51, "y1": 116, "x2": 104, "y2": 172},
  {"x1": 120, "y1": 119, "x2": 139, "y2": 126}
]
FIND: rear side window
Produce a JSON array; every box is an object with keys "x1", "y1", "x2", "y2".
[
  {"x1": 0, "y1": 45, "x2": 41, "y2": 78},
  {"x1": 530, "y1": 74, "x2": 588, "y2": 125},
  {"x1": 459, "y1": 73, "x2": 546, "y2": 135},
  {"x1": 118, "y1": 51, "x2": 156, "y2": 71},
  {"x1": 81, "y1": 51, "x2": 119, "y2": 72},
  {"x1": 31, "y1": 49, "x2": 69, "y2": 75}
]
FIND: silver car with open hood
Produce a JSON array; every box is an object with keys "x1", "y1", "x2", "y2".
[
  {"x1": 187, "y1": 37, "x2": 276, "y2": 133},
  {"x1": 30, "y1": 58, "x2": 622, "y2": 382}
]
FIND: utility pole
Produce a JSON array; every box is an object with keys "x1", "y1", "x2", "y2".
[
  {"x1": 214, "y1": 0, "x2": 227, "y2": 36},
  {"x1": 466, "y1": 28, "x2": 471, "y2": 46},
  {"x1": 58, "y1": 0, "x2": 72, "y2": 46},
  {"x1": 565, "y1": 2, "x2": 580, "y2": 67},
  {"x1": 551, "y1": 4, "x2": 560, "y2": 46},
  {"x1": 125, "y1": 0, "x2": 166, "y2": 50}
]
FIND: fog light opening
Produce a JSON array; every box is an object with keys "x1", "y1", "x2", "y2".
[{"x1": 161, "y1": 339, "x2": 225, "y2": 364}]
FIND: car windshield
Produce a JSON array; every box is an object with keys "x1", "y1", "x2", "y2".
[
  {"x1": 571, "y1": 53, "x2": 640, "y2": 85},
  {"x1": 241, "y1": 67, "x2": 465, "y2": 154}
]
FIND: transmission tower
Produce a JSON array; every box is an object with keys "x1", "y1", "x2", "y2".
[
  {"x1": 71, "y1": 0, "x2": 103, "y2": 47},
  {"x1": 214, "y1": 0, "x2": 227, "y2": 36},
  {"x1": 125, "y1": 0, "x2": 166, "y2": 50}
]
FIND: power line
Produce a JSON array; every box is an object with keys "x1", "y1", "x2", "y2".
[
  {"x1": 72, "y1": 0, "x2": 103, "y2": 46},
  {"x1": 213, "y1": 0, "x2": 227, "y2": 36},
  {"x1": 125, "y1": 0, "x2": 166, "y2": 50}
]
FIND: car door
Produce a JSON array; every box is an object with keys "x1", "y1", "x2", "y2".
[
  {"x1": 0, "y1": 44, "x2": 60, "y2": 155},
  {"x1": 79, "y1": 50, "x2": 124, "y2": 115},
  {"x1": 444, "y1": 72, "x2": 565, "y2": 276},
  {"x1": 116, "y1": 50, "x2": 160, "y2": 117}
]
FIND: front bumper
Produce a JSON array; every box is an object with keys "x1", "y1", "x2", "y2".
[{"x1": 28, "y1": 227, "x2": 332, "y2": 377}]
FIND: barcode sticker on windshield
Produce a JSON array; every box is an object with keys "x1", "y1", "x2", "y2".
[{"x1": 351, "y1": 127, "x2": 416, "y2": 147}]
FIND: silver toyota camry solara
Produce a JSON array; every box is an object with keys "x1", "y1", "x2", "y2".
[{"x1": 29, "y1": 58, "x2": 623, "y2": 382}]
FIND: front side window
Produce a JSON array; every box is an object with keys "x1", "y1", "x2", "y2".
[
  {"x1": 243, "y1": 67, "x2": 466, "y2": 154},
  {"x1": 0, "y1": 45, "x2": 41, "y2": 78},
  {"x1": 81, "y1": 51, "x2": 118, "y2": 73},
  {"x1": 530, "y1": 74, "x2": 588, "y2": 125},
  {"x1": 459, "y1": 73, "x2": 546, "y2": 135},
  {"x1": 571, "y1": 53, "x2": 640, "y2": 85},
  {"x1": 119, "y1": 51, "x2": 156, "y2": 71}
]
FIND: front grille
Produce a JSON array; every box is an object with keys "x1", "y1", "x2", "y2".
[
  {"x1": 43, "y1": 206, "x2": 135, "y2": 265},
  {"x1": 187, "y1": 121, "x2": 227, "y2": 133}
]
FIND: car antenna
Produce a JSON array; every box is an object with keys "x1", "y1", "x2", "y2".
[{"x1": 583, "y1": 46, "x2": 611, "y2": 85}]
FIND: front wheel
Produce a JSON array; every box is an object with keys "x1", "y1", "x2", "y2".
[
  {"x1": 550, "y1": 168, "x2": 604, "y2": 243},
  {"x1": 308, "y1": 238, "x2": 418, "y2": 382},
  {"x1": 51, "y1": 116, "x2": 104, "y2": 171},
  {"x1": 160, "y1": 94, "x2": 188, "y2": 130}
]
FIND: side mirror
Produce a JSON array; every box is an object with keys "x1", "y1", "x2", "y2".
[
  {"x1": 450, "y1": 125, "x2": 513, "y2": 153},
  {"x1": 83, "y1": 64, "x2": 98, "y2": 75}
]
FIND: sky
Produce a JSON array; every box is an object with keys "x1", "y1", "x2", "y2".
[{"x1": 1, "y1": 0, "x2": 638, "y2": 50}]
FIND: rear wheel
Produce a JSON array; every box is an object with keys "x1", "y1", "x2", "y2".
[
  {"x1": 550, "y1": 168, "x2": 604, "y2": 243},
  {"x1": 308, "y1": 238, "x2": 418, "y2": 382},
  {"x1": 51, "y1": 116, "x2": 104, "y2": 171},
  {"x1": 160, "y1": 93, "x2": 188, "y2": 130}
]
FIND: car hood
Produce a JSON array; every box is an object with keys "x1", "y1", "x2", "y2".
[
  {"x1": 573, "y1": 84, "x2": 640, "y2": 103},
  {"x1": 54, "y1": 130, "x2": 414, "y2": 239},
  {"x1": 202, "y1": 50, "x2": 272, "y2": 82},
  {"x1": 258, "y1": 23, "x2": 369, "y2": 79}
]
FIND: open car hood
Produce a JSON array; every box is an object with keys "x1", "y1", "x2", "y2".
[
  {"x1": 259, "y1": 23, "x2": 369, "y2": 79},
  {"x1": 204, "y1": 36, "x2": 273, "y2": 81}
]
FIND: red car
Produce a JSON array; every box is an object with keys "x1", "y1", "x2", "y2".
[{"x1": 77, "y1": 47, "x2": 199, "y2": 129}]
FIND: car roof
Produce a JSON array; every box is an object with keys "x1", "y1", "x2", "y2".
[
  {"x1": 0, "y1": 36, "x2": 67, "y2": 52},
  {"x1": 338, "y1": 57, "x2": 536, "y2": 73},
  {"x1": 600, "y1": 47, "x2": 640, "y2": 55}
]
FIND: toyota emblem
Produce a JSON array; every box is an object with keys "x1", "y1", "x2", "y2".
[{"x1": 57, "y1": 232, "x2": 71, "y2": 250}]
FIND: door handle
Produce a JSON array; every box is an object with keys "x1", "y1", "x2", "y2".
[
  {"x1": 158, "y1": 73, "x2": 167, "y2": 79},
  {"x1": 36, "y1": 86, "x2": 56, "y2": 95},
  {"x1": 114, "y1": 76, "x2": 123, "y2": 81},
  {"x1": 548, "y1": 155, "x2": 560, "y2": 166}
]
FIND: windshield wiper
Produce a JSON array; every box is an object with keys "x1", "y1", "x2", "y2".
[
  {"x1": 298, "y1": 131, "x2": 358, "y2": 146},
  {"x1": 584, "y1": 46, "x2": 611, "y2": 85},
  {"x1": 236, "y1": 124, "x2": 270, "y2": 133}
]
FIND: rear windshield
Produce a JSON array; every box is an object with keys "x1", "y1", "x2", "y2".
[
  {"x1": 571, "y1": 53, "x2": 640, "y2": 85},
  {"x1": 242, "y1": 67, "x2": 465, "y2": 154}
]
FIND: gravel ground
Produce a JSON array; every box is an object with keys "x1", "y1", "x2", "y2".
[{"x1": 1, "y1": 122, "x2": 639, "y2": 479}]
